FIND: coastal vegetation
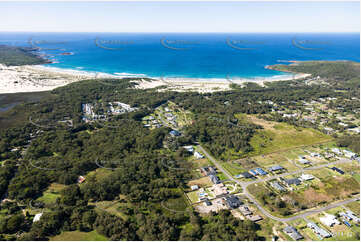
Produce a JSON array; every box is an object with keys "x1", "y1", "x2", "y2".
[
  {"x1": 0, "y1": 45, "x2": 47, "y2": 66},
  {"x1": 0, "y1": 59, "x2": 359, "y2": 240}
]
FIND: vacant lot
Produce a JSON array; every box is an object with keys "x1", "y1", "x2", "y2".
[
  {"x1": 288, "y1": 173, "x2": 359, "y2": 209},
  {"x1": 36, "y1": 183, "x2": 66, "y2": 205},
  {"x1": 50, "y1": 230, "x2": 108, "y2": 241},
  {"x1": 243, "y1": 115, "x2": 332, "y2": 156},
  {"x1": 188, "y1": 176, "x2": 212, "y2": 188},
  {"x1": 93, "y1": 200, "x2": 129, "y2": 220}
]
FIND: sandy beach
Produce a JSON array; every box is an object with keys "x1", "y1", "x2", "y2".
[
  {"x1": 0, "y1": 64, "x2": 311, "y2": 94},
  {"x1": 0, "y1": 64, "x2": 119, "y2": 94},
  {"x1": 134, "y1": 73, "x2": 311, "y2": 93}
]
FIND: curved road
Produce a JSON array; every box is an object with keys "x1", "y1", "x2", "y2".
[{"x1": 197, "y1": 145, "x2": 359, "y2": 222}]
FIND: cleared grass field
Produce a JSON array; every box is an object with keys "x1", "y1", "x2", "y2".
[
  {"x1": 187, "y1": 176, "x2": 212, "y2": 188},
  {"x1": 243, "y1": 115, "x2": 332, "y2": 156},
  {"x1": 50, "y1": 230, "x2": 108, "y2": 241},
  {"x1": 93, "y1": 200, "x2": 128, "y2": 220},
  {"x1": 345, "y1": 201, "x2": 360, "y2": 216},
  {"x1": 36, "y1": 183, "x2": 66, "y2": 205}
]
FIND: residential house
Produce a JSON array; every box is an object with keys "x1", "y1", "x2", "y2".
[
  {"x1": 183, "y1": 145, "x2": 194, "y2": 153},
  {"x1": 298, "y1": 156, "x2": 311, "y2": 165},
  {"x1": 224, "y1": 195, "x2": 242, "y2": 209},
  {"x1": 194, "y1": 151, "x2": 204, "y2": 159},
  {"x1": 255, "y1": 167, "x2": 268, "y2": 176},
  {"x1": 331, "y1": 148, "x2": 343, "y2": 156},
  {"x1": 343, "y1": 150, "x2": 357, "y2": 159},
  {"x1": 77, "y1": 176, "x2": 86, "y2": 184},
  {"x1": 283, "y1": 178, "x2": 301, "y2": 187},
  {"x1": 191, "y1": 185, "x2": 199, "y2": 191},
  {"x1": 211, "y1": 183, "x2": 228, "y2": 196},
  {"x1": 200, "y1": 166, "x2": 217, "y2": 176},
  {"x1": 268, "y1": 165, "x2": 284, "y2": 173},
  {"x1": 320, "y1": 213, "x2": 340, "y2": 227},
  {"x1": 249, "y1": 169, "x2": 258, "y2": 176},
  {"x1": 310, "y1": 152, "x2": 321, "y2": 157},
  {"x1": 239, "y1": 172, "x2": 254, "y2": 179},
  {"x1": 239, "y1": 205, "x2": 252, "y2": 216},
  {"x1": 209, "y1": 174, "x2": 220, "y2": 184},
  {"x1": 33, "y1": 213, "x2": 43, "y2": 223},
  {"x1": 283, "y1": 226, "x2": 303, "y2": 241},
  {"x1": 270, "y1": 181, "x2": 286, "y2": 192},
  {"x1": 346, "y1": 210, "x2": 360, "y2": 223},
  {"x1": 299, "y1": 174, "x2": 314, "y2": 181},
  {"x1": 331, "y1": 167, "x2": 345, "y2": 175},
  {"x1": 246, "y1": 214, "x2": 263, "y2": 222},
  {"x1": 204, "y1": 200, "x2": 212, "y2": 206},
  {"x1": 307, "y1": 222, "x2": 331, "y2": 239},
  {"x1": 169, "y1": 130, "x2": 181, "y2": 137}
]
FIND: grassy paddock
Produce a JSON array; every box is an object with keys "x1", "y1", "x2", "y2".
[{"x1": 50, "y1": 230, "x2": 108, "y2": 241}]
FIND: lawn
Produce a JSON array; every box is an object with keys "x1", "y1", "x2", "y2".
[
  {"x1": 244, "y1": 115, "x2": 332, "y2": 156},
  {"x1": 187, "y1": 176, "x2": 212, "y2": 188},
  {"x1": 288, "y1": 172, "x2": 360, "y2": 210},
  {"x1": 162, "y1": 195, "x2": 189, "y2": 213},
  {"x1": 186, "y1": 190, "x2": 200, "y2": 204},
  {"x1": 345, "y1": 201, "x2": 360, "y2": 215},
  {"x1": 50, "y1": 230, "x2": 108, "y2": 241},
  {"x1": 36, "y1": 183, "x2": 66, "y2": 205},
  {"x1": 93, "y1": 200, "x2": 128, "y2": 220}
]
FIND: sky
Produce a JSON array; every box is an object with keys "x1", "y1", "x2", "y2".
[{"x1": 0, "y1": 1, "x2": 359, "y2": 33}]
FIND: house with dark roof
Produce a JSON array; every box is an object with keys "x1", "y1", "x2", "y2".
[
  {"x1": 283, "y1": 178, "x2": 301, "y2": 186},
  {"x1": 224, "y1": 195, "x2": 242, "y2": 209},
  {"x1": 255, "y1": 167, "x2": 268, "y2": 176},
  {"x1": 240, "y1": 172, "x2": 254, "y2": 179},
  {"x1": 200, "y1": 166, "x2": 217, "y2": 176},
  {"x1": 169, "y1": 130, "x2": 181, "y2": 137},
  {"x1": 283, "y1": 226, "x2": 303, "y2": 240},
  {"x1": 268, "y1": 165, "x2": 284, "y2": 172},
  {"x1": 331, "y1": 167, "x2": 345, "y2": 175},
  {"x1": 209, "y1": 174, "x2": 220, "y2": 184},
  {"x1": 270, "y1": 181, "x2": 286, "y2": 192}
]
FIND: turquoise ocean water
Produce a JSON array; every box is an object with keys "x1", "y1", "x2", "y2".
[{"x1": 0, "y1": 32, "x2": 359, "y2": 79}]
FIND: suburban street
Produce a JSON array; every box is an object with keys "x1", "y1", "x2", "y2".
[{"x1": 197, "y1": 144, "x2": 359, "y2": 222}]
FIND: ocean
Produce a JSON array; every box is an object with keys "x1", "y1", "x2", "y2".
[{"x1": 0, "y1": 32, "x2": 359, "y2": 79}]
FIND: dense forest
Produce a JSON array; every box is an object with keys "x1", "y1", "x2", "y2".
[
  {"x1": 268, "y1": 61, "x2": 360, "y2": 91},
  {"x1": 0, "y1": 57, "x2": 359, "y2": 240}
]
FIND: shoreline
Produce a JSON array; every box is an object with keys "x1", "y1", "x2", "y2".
[{"x1": 0, "y1": 63, "x2": 311, "y2": 94}]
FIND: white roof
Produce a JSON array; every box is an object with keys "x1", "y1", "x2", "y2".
[
  {"x1": 320, "y1": 213, "x2": 340, "y2": 227},
  {"x1": 300, "y1": 174, "x2": 314, "y2": 180},
  {"x1": 33, "y1": 213, "x2": 43, "y2": 222}
]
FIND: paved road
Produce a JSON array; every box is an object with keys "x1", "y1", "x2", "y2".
[{"x1": 197, "y1": 144, "x2": 359, "y2": 222}]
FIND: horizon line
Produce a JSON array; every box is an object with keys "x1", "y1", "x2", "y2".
[{"x1": 0, "y1": 31, "x2": 359, "y2": 34}]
